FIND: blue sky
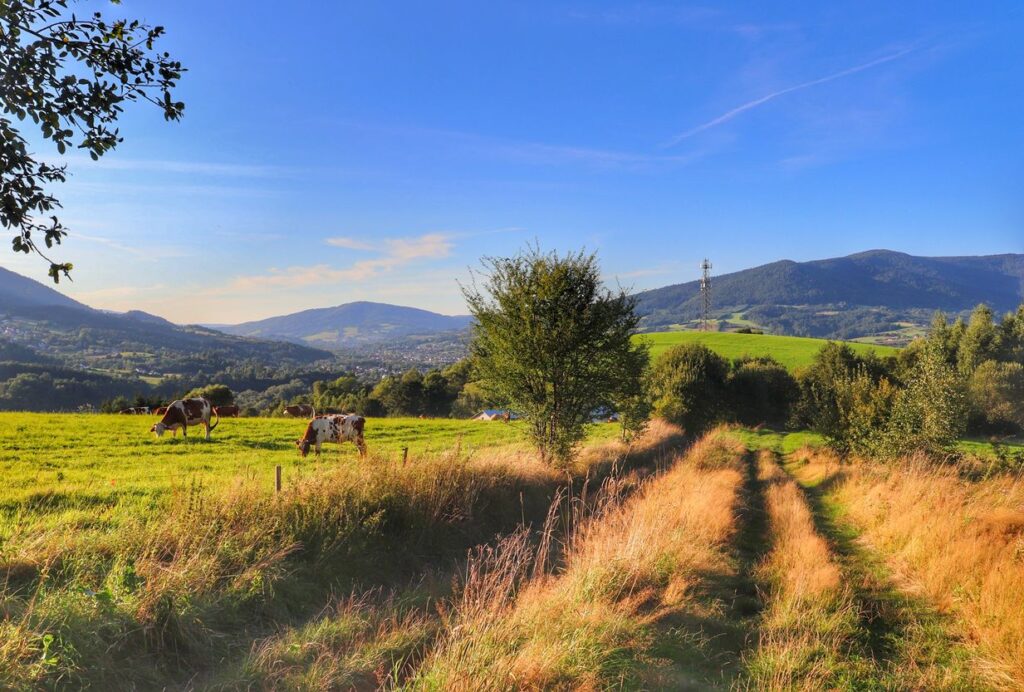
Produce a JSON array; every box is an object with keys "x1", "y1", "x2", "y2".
[{"x1": 9, "y1": 1, "x2": 1023, "y2": 323}]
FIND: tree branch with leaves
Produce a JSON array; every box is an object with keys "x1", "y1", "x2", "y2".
[{"x1": 1, "y1": 0, "x2": 184, "y2": 281}]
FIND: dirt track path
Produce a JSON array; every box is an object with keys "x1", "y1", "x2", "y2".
[{"x1": 766, "y1": 453, "x2": 981, "y2": 690}]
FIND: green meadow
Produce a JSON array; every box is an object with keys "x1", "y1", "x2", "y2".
[
  {"x1": 0, "y1": 413, "x2": 615, "y2": 529},
  {"x1": 637, "y1": 329, "x2": 901, "y2": 369}
]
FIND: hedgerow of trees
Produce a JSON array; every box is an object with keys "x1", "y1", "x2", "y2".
[{"x1": 650, "y1": 302, "x2": 1024, "y2": 460}]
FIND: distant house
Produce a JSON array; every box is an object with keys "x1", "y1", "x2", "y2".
[{"x1": 472, "y1": 409, "x2": 520, "y2": 421}]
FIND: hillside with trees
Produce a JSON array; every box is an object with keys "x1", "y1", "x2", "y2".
[{"x1": 635, "y1": 250, "x2": 1024, "y2": 341}]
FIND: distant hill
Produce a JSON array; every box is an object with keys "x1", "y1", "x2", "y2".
[
  {"x1": 0, "y1": 266, "x2": 331, "y2": 373},
  {"x1": 636, "y1": 250, "x2": 1024, "y2": 342},
  {"x1": 0, "y1": 265, "x2": 90, "y2": 312},
  {"x1": 217, "y1": 301, "x2": 474, "y2": 348}
]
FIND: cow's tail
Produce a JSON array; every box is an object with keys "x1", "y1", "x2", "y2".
[{"x1": 209, "y1": 406, "x2": 220, "y2": 431}]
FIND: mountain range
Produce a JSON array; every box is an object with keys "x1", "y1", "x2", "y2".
[
  {"x1": 0, "y1": 266, "x2": 331, "y2": 374},
  {"x1": 211, "y1": 301, "x2": 473, "y2": 348},
  {"x1": 2, "y1": 250, "x2": 1022, "y2": 369},
  {"x1": 635, "y1": 250, "x2": 1024, "y2": 340}
]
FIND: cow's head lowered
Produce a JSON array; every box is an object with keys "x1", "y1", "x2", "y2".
[
  {"x1": 151, "y1": 421, "x2": 170, "y2": 437},
  {"x1": 295, "y1": 437, "x2": 312, "y2": 457}
]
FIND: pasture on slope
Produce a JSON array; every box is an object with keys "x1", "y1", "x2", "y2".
[
  {"x1": 0, "y1": 413, "x2": 657, "y2": 689},
  {"x1": 0, "y1": 414, "x2": 619, "y2": 511},
  {"x1": 637, "y1": 330, "x2": 900, "y2": 369}
]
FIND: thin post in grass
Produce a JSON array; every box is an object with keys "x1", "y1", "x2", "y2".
[
  {"x1": 275, "y1": 465, "x2": 282, "y2": 493},
  {"x1": 402, "y1": 446, "x2": 409, "y2": 466}
]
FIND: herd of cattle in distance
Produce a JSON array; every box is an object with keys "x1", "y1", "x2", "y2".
[{"x1": 130, "y1": 397, "x2": 367, "y2": 457}]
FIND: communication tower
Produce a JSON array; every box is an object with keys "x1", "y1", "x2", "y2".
[{"x1": 700, "y1": 258, "x2": 712, "y2": 331}]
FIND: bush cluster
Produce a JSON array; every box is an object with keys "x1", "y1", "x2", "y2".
[{"x1": 650, "y1": 302, "x2": 1024, "y2": 459}]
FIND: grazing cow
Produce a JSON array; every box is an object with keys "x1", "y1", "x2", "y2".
[
  {"x1": 214, "y1": 405, "x2": 239, "y2": 418},
  {"x1": 154, "y1": 406, "x2": 168, "y2": 416},
  {"x1": 120, "y1": 407, "x2": 150, "y2": 415},
  {"x1": 296, "y1": 414, "x2": 366, "y2": 457},
  {"x1": 283, "y1": 404, "x2": 316, "y2": 418},
  {"x1": 150, "y1": 397, "x2": 219, "y2": 440}
]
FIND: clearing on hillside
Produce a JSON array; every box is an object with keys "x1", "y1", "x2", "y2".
[{"x1": 637, "y1": 330, "x2": 900, "y2": 369}]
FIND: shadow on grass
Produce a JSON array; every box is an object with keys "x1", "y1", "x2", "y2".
[
  {"x1": 640, "y1": 451, "x2": 770, "y2": 689},
  {"x1": 783, "y1": 458, "x2": 977, "y2": 682}
]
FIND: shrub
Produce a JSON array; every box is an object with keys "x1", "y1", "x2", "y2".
[
  {"x1": 650, "y1": 343, "x2": 729, "y2": 434},
  {"x1": 728, "y1": 357, "x2": 799, "y2": 426},
  {"x1": 968, "y1": 360, "x2": 1024, "y2": 434}
]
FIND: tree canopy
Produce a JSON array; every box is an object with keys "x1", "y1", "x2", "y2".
[
  {"x1": 464, "y1": 247, "x2": 648, "y2": 465},
  {"x1": 1, "y1": 0, "x2": 184, "y2": 281}
]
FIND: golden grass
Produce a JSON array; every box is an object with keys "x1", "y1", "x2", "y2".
[
  {"x1": 801, "y1": 451, "x2": 1024, "y2": 689},
  {"x1": 0, "y1": 422, "x2": 683, "y2": 689},
  {"x1": 744, "y1": 450, "x2": 859, "y2": 690},
  {"x1": 405, "y1": 431, "x2": 747, "y2": 689}
]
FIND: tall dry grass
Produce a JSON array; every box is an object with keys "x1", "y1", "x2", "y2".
[
  {"x1": 404, "y1": 431, "x2": 747, "y2": 690},
  {"x1": 0, "y1": 421, "x2": 683, "y2": 689},
  {"x1": 744, "y1": 450, "x2": 859, "y2": 690},
  {"x1": 800, "y1": 450, "x2": 1024, "y2": 689}
]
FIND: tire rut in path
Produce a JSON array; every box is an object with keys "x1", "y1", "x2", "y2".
[
  {"x1": 679, "y1": 450, "x2": 771, "y2": 684},
  {"x1": 781, "y1": 458, "x2": 980, "y2": 688}
]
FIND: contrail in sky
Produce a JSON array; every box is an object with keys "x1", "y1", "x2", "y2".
[{"x1": 665, "y1": 46, "x2": 917, "y2": 146}]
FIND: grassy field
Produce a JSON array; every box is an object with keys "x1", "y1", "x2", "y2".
[
  {"x1": 4, "y1": 411, "x2": 1023, "y2": 688},
  {"x1": 0, "y1": 411, "x2": 648, "y2": 688},
  {"x1": 0, "y1": 413, "x2": 620, "y2": 526},
  {"x1": 636, "y1": 330, "x2": 900, "y2": 369}
]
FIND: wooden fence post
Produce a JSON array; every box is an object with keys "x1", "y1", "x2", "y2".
[
  {"x1": 275, "y1": 465, "x2": 282, "y2": 493},
  {"x1": 402, "y1": 447, "x2": 409, "y2": 466}
]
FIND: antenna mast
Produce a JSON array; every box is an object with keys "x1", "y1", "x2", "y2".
[{"x1": 700, "y1": 258, "x2": 712, "y2": 331}]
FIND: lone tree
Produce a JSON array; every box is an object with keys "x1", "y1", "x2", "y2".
[
  {"x1": 464, "y1": 247, "x2": 649, "y2": 465},
  {"x1": 2, "y1": 0, "x2": 185, "y2": 281}
]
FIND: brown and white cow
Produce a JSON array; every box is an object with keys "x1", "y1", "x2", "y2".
[
  {"x1": 214, "y1": 405, "x2": 239, "y2": 418},
  {"x1": 150, "y1": 397, "x2": 219, "y2": 440},
  {"x1": 153, "y1": 406, "x2": 168, "y2": 416},
  {"x1": 283, "y1": 404, "x2": 316, "y2": 418},
  {"x1": 295, "y1": 414, "x2": 366, "y2": 457}
]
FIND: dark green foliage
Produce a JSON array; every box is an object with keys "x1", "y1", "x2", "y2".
[
  {"x1": 790, "y1": 330, "x2": 970, "y2": 458},
  {"x1": 464, "y1": 247, "x2": 647, "y2": 465},
  {"x1": 0, "y1": 362, "x2": 143, "y2": 411},
  {"x1": 1, "y1": 1, "x2": 184, "y2": 280},
  {"x1": 883, "y1": 340, "x2": 968, "y2": 456},
  {"x1": 968, "y1": 360, "x2": 1024, "y2": 434},
  {"x1": 612, "y1": 340, "x2": 653, "y2": 441},
  {"x1": 650, "y1": 343, "x2": 730, "y2": 435},
  {"x1": 790, "y1": 342, "x2": 862, "y2": 437},
  {"x1": 957, "y1": 305, "x2": 999, "y2": 373},
  {"x1": 183, "y1": 384, "x2": 234, "y2": 407},
  {"x1": 728, "y1": 357, "x2": 799, "y2": 427}
]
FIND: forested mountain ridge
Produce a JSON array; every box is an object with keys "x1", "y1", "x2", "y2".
[
  {"x1": 215, "y1": 301, "x2": 473, "y2": 348},
  {"x1": 0, "y1": 266, "x2": 331, "y2": 373},
  {"x1": 635, "y1": 250, "x2": 1024, "y2": 339}
]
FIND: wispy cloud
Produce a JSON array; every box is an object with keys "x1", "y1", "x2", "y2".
[
  {"x1": 340, "y1": 119, "x2": 704, "y2": 171},
  {"x1": 665, "y1": 46, "x2": 918, "y2": 146},
  {"x1": 325, "y1": 236, "x2": 374, "y2": 250},
  {"x1": 481, "y1": 138, "x2": 702, "y2": 170},
  {"x1": 223, "y1": 233, "x2": 454, "y2": 292},
  {"x1": 73, "y1": 233, "x2": 190, "y2": 261}
]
